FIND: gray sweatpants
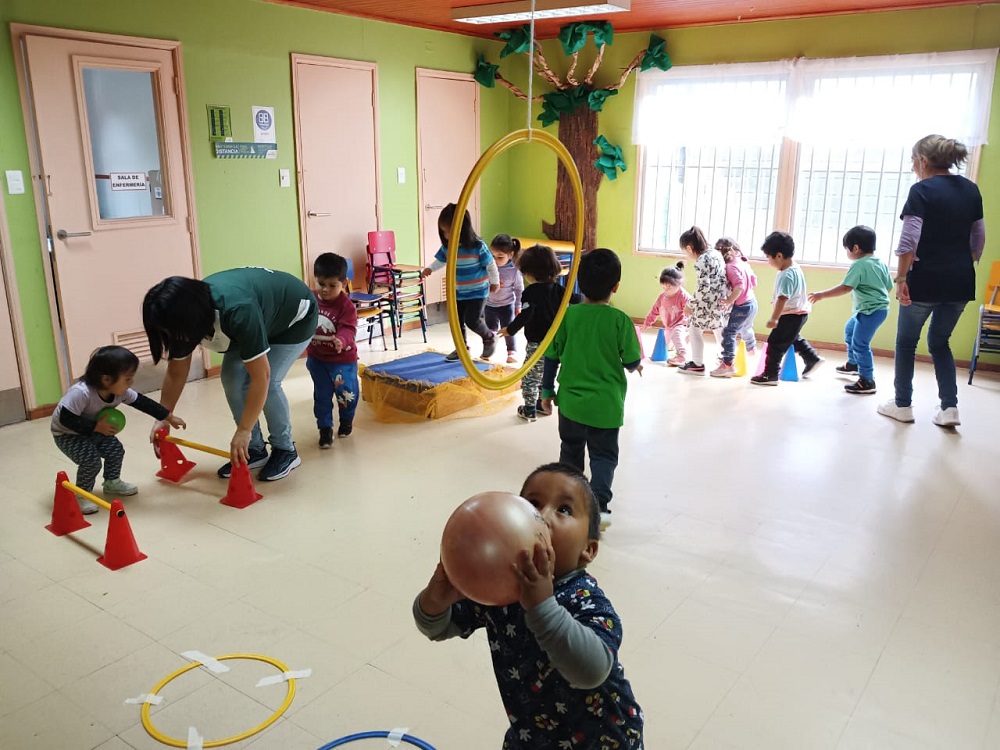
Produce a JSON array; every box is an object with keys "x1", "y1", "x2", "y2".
[{"x1": 53, "y1": 433, "x2": 125, "y2": 492}]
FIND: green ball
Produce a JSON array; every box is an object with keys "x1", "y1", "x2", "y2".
[{"x1": 97, "y1": 407, "x2": 126, "y2": 432}]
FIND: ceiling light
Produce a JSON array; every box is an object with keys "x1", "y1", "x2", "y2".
[{"x1": 452, "y1": 0, "x2": 630, "y2": 26}]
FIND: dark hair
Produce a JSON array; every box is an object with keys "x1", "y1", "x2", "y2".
[
  {"x1": 578, "y1": 247, "x2": 621, "y2": 301},
  {"x1": 842, "y1": 225, "x2": 876, "y2": 255},
  {"x1": 659, "y1": 261, "x2": 685, "y2": 286},
  {"x1": 715, "y1": 237, "x2": 745, "y2": 263},
  {"x1": 82, "y1": 345, "x2": 139, "y2": 389},
  {"x1": 761, "y1": 231, "x2": 795, "y2": 259},
  {"x1": 517, "y1": 244, "x2": 562, "y2": 283},
  {"x1": 438, "y1": 203, "x2": 480, "y2": 250},
  {"x1": 912, "y1": 134, "x2": 969, "y2": 171},
  {"x1": 314, "y1": 252, "x2": 348, "y2": 281},
  {"x1": 520, "y1": 462, "x2": 600, "y2": 541},
  {"x1": 143, "y1": 276, "x2": 215, "y2": 364},
  {"x1": 678, "y1": 226, "x2": 709, "y2": 255},
  {"x1": 490, "y1": 234, "x2": 522, "y2": 261}
]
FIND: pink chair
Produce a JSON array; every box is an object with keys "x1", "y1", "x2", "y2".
[{"x1": 365, "y1": 231, "x2": 428, "y2": 342}]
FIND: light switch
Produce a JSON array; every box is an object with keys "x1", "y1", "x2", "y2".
[
  {"x1": 397, "y1": 167, "x2": 406, "y2": 184},
  {"x1": 5, "y1": 170, "x2": 25, "y2": 195},
  {"x1": 279, "y1": 168, "x2": 291, "y2": 188}
]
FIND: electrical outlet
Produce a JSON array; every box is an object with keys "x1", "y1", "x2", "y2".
[
  {"x1": 397, "y1": 167, "x2": 406, "y2": 184},
  {"x1": 279, "y1": 168, "x2": 291, "y2": 188}
]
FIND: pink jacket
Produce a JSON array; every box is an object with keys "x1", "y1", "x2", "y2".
[{"x1": 644, "y1": 288, "x2": 691, "y2": 329}]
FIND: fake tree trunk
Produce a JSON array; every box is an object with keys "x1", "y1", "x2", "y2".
[{"x1": 542, "y1": 107, "x2": 601, "y2": 252}]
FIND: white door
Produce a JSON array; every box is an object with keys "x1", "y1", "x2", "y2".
[
  {"x1": 20, "y1": 32, "x2": 198, "y2": 384},
  {"x1": 416, "y1": 70, "x2": 480, "y2": 304},
  {"x1": 293, "y1": 55, "x2": 379, "y2": 287}
]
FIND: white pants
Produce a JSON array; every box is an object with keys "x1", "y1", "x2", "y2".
[{"x1": 689, "y1": 325, "x2": 723, "y2": 366}]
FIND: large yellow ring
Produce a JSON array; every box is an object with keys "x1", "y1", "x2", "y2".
[
  {"x1": 447, "y1": 128, "x2": 585, "y2": 390},
  {"x1": 141, "y1": 653, "x2": 297, "y2": 747}
]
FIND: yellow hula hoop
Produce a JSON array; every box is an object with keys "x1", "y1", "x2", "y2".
[
  {"x1": 447, "y1": 128, "x2": 585, "y2": 390},
  {"x1": 141, "y1": 653, "x2": 297, "y2": 747}
]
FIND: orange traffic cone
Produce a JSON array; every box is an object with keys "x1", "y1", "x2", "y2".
[
  {"x1": 97, "y1": 499, "x2": 147, "y2": 571},
  {"x1": 47, "y1": 471, "x2": 92, "y2": 536},
  {"x1": 733, "y1": 340, "x2": 749, "y2": 377},
  {"x1": 155, "y1": 430, "x2": 196, "y2": 482},
  {"x1": 221, "y1": 462, "x2": 263, "y2": 509}
]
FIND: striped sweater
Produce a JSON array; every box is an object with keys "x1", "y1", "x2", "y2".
[{"x1": 431, "y1": 239, "x2": 499, "y2": 301}]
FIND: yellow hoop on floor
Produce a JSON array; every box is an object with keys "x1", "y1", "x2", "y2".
[
  {"x1": 446, "y1": 128, "x2": 585, "y2": 390},
  {"x1": 140, "y1": 653, "x2": 297, "y2": 748}
]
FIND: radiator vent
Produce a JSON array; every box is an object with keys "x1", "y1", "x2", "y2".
[{"x1": 113, "y1": 329, "x2": 153, "y2": 363}]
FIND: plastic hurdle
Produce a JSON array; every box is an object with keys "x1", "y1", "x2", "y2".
[
  {"x1": 46, "y1": 471, "x2": 147, "y2": 571},
  {"x1": 153, "y1": 430, "x2": 263, "y2": 509}
]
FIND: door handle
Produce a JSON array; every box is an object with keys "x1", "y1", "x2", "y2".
[
  {"x1": 307, "y1": 211, "x2": 331, "y2": 217},
  {"x1": 56, "y1": 229, "x2": 92, "y2": 240},
  {"x1": 425, "y1": 204, "x2": 445, "y2": 210}
]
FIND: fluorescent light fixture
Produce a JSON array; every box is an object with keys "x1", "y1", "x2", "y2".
[{"x1": 452, "y1": 0, "x2": 630, "y2": 26}]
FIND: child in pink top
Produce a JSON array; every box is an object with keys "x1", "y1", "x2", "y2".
[
  {"x1": 712, "y1": 238, "x2": 758, "y2": 378},
  {"x1": 642, "y1": 262, "x2": 691, "y2": 366}
]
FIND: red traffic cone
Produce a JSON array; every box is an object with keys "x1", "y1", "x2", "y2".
[
  {"x1": 154, "y1": 430, "x2": 196, "y2": 482},
  {"x1": 221, "y1": 462, "x2": 263, "y2": 509},
  {"x1": 97, "y1": 499, "x2": 147, "y2": 571},
  {"x1": 47, "y1": 471, "x2": 92, "y2": 536}
]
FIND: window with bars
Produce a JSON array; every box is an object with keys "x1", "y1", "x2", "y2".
[{"x1": 632, "y1": 50, "x2": 995, "y2": 267}]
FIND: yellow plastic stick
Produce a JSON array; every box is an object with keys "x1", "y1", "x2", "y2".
[
  {"x1": 60, "y1": 481, "x2": 113, "y2": 512},
  {"x1": 164, "y1": 435, "x2": 230, "y2": 459},
  {"x1": 447, "y1": 128, "x2": 585, "y2": 390}
]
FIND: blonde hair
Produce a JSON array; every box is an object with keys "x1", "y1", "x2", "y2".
[{"x1": 912, "y1": 135, "x2": 969, "y2": 171}]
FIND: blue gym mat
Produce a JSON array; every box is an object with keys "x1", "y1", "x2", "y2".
[{"x1": 363, "y1": 351, "x2": 492, "y2": 387}]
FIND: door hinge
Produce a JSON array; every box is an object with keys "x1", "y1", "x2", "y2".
[
  {"x1": 173, "y1": 77, "x2": 180, "y2": 95},
  {"x1": 186, "y1": 216, "x2": 194, "y2": 234}
]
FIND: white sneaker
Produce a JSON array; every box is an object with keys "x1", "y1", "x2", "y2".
[
  {"x1": 932, "y1": 407, "x2": 961, "y2": 426},
  {"x1": 599, "y1": 512, "x2": 612, "y2": 530},
  {"x1": 877, "y1": 400, "x2": 915, "y2": 423},
  {"x1": 102, "y1": 478, "x2": 138, "y2": 496},
  {"x1": 78, "y1": 497, "x2": 99, "y2": 515}
]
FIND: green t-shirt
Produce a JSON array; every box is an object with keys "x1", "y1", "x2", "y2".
[
  {"x1": 545, "y1": 304, "x2": 642, "y2": 429},
  {"x1": 842, "y1": 254, "x2": 892, "y2": 315},
  {"x1": 204, "y1": 267, "x2": 317, "y2": 362}
]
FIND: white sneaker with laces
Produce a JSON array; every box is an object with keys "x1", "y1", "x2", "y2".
[
  {"x1": 102, "y1": 478, "x2": 138, "y2": 496},
  {"x1": 932, "y1": 407, "x2": 961, "y2": 426},
  {"x1": 877, "y1": 400, "x2": 915, "y2": 423}
]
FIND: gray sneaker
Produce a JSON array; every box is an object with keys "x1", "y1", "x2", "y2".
[
  {"x1": 102, "y1": 478, "x2": 138, "y2": 496},
  {"x1": 78, "y1": 497, "x2": 99, "y2": 515}
]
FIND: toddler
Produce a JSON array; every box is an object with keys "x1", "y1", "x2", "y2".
[
  {"x1": 485, "y1": 234, "x2": 524, "y2": 363},
  {"x1": 642, "y1": 262, "x2": 690, "y2": 366},
  {"x1": 677, "y1": 226, "x2": 729, "y2": 374},
  {"x1": 712, "y1": 237, "x2": 758, "y2": 377}
]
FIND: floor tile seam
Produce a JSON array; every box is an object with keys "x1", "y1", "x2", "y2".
[
  {"x1": 0, "y1": 689, "x2": 116, "y2": 745},
  {"x1": 840, "y1": 606, "x2": 905, "y2": 731}
]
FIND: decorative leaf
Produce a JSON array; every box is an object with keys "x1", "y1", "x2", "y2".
[
  {"x1": 474, "y1": 57, "x2": 499, "y2": 88},
  {"x1": 640, "y1": 34, "x2": 672, "y2": 72},
  {"x1": 496, "y1": 25, "x2": 532, "y2": 58},
  {"x1": 558, "y1": 21, "x2": 615, "y2": 55},
  {"x1": 593, "y1": 135, "x2": 627, "y2": 180},
  {"x1": 587, "y1": 88, "x2": 618, "y2": 112},
  {"x1": 590, "y1": 22, "x2": 615, "y2": 48},
  {"x1": 538, "y1": 87, "x2": 590, "y2": 126}
]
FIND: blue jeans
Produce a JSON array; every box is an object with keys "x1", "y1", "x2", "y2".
[
  {"x1": 721, "y1": 299, "x2": 758, "y2": 364},
  {"x1": 893, "y1": 301, "x2": 967, "y2": 409},
  {"x1": 220, "y1": 340, "x2": 310, "y2": 452},
  {"x1": 844, "y1": 309, "x2": 888, "y2": 380},
  {"x1": 306, "y1": 357, "x2": 359, "y2": 429}
]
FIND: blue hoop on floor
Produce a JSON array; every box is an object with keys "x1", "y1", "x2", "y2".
[{"x1": 317, "y1": 730, "x2": 436, "y2": 750}]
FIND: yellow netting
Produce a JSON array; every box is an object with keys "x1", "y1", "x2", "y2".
[{"x1": 359, "y1": 356, "x2": 520, "y2": 423}]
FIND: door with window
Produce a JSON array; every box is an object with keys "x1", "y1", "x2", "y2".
[
  {"x1": 416, "y1": 70, "x2": 480, "y2": 304},
  {"x1": 20, "y1": 31, "x2": 197, "y2": 383}
]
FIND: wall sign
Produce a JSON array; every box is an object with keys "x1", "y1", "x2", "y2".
[
  {"x1": 252, "y1": 105, "x2": 275, "y2": 143},
  {"x1": 109, "y1": 172, "x2": 148, "y2": 191},
  {"x1": 214, "y1": 142, "x2": 277, "y2": 159},
  {"x1": 207, "y1": 105, "x2": 233, "y2": 142}
]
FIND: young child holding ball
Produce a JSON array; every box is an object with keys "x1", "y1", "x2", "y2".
[
  {"x1": 51, "y1": 346, "x2": 185, "y2": 514},
  {"x1": 414, "y1": 462, "x2": 644, "y2": 750}
]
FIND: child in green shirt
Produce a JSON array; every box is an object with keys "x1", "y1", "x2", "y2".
[
  {"x1": 809, "y1": 225, "x2": 892, "y2": 395},
  {"x1": 541, "y1": 248, "x2": 643, "y2": 529}
]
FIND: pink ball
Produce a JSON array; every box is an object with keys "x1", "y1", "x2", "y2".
[{"x1": 440, "y1": 492, "x2": 550, "y2": 606}]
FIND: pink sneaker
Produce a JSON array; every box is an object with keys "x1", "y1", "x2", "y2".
[
  {"x1": 666, "y1": 356, "x2": 686, "y2": 367},
  {"x1": 506, "y1": 353, "x2": 517, "y2": 364},
  {"x1": 710, "y1": 362, "x2": 735, "y2": 378}
]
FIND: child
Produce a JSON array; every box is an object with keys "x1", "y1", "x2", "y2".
[
  {"x1": 712, "y1": 237, "x2": 758, "y2": 378},
  {"x1": 808, "y1": 225, "x2": 891, "y2": 395},
  {"x1": 641, "y1": 261, "x2": 690, "y2": 366},
  {"x1": 414, "y1": 463, "x2": 644, "y2": 749},
  {"x1": 502, "y1": 244, "x2": 575, "y2": 421},
  {"x1": 421, "y1": 204, "x2": 499, "y2": 361},
  {"x1": 751, "y1": 232, "x2": 824, "y2": 386},
  {"x1": 485, "y1": 234, "x2": 524, "y2": 363},
  {"x1": 677, "y1": 226, "x2": 729, "y2": 374},
  {"x1": 51, "y1": 346, "x2": 185, "y2": 514},
  {"x1": 541, "y1": 248, "x2": 642, "y2": 528},
  {"x1": 305, "y1": 252, "x2": 359, "y2": 448}
]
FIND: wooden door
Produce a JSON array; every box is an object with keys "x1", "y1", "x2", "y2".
[
  {"x1": 416, "y1": 70, "x2": 480, "y2": 304},
  {"x1": 21, "y1": 33, "x2": 197, "y2": 382},
  {"x1": 293, "y1": 55, "x2": 379, "y2": 287}
]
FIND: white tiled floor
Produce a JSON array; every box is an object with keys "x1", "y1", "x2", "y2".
[{"x1": 1, "y1": 323, "x2": 999, "y2": 749}]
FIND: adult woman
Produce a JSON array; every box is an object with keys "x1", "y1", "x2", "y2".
[
  {"x1": 143, "y1": 267, "x2": 318, "y2": 480},
  {"x1": 878, "y1": 135, "x2": 986, "y2": 426}
]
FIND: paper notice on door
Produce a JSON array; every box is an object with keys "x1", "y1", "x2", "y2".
[
  {"x1": 109, "y1": 172, "x2": 148, "y2": 191},
  {"x1": 252, "y1": 106, "x2": 276, "y2": 144}
]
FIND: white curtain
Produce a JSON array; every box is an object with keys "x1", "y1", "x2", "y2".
[{"x1": 634, "y1": 49, "x2": 998, "y2": 149}]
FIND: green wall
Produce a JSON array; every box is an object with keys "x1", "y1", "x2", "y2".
[
  {"x1": 0, "y1": 0, "x2": 510, "y2": 405},
  {"x1": 498, "y1": 4, "x2": 1000, "y2": 361}
]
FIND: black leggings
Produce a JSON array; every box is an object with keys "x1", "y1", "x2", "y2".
[{"x1": 456, "y1": 298, "x2": 494, "y2": 343}]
